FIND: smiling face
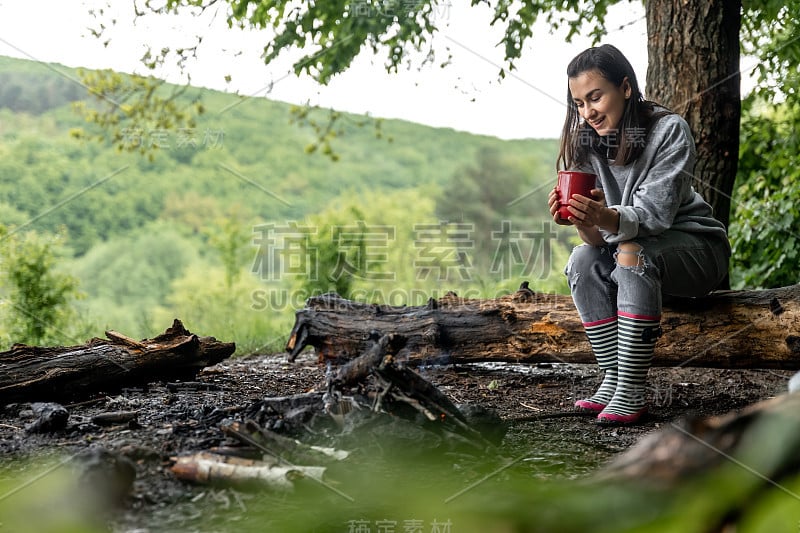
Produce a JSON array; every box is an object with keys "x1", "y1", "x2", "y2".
[{"x1": 568, "y1": 69, "x2": 631, "y2": 137}]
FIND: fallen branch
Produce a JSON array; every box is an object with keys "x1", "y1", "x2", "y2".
[{"x1": 170, "y1": 451, "x2": 325, "y2": 491}]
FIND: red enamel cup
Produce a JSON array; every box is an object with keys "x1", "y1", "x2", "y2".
[{"x1": 557, "y1": 170, "x2": 597, "y2": 220}]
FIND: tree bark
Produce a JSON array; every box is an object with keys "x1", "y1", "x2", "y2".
[
  {"x1": 0, "y1": 319, "x2": 235, "y2": 404},
  {"x1": 286, "y1": 285, "x2": 800, "y2": 369},
  {"x1": 646, "y1": 0, "x2": 741, "y2": 232}
]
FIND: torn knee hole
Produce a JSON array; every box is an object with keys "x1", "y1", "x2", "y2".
[{"x1": 614, "y1": 243, "x2": 646, "y2": 271}]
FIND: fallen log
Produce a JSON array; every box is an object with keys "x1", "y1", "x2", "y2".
[
  {"x1": 286, "y1": 283, "x2": 800, "y2": 369},
  {"x1": 0, "y1": 319, "x2": 235, "y2": 404}
]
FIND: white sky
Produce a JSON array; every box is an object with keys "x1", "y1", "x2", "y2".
[{"x1": 0, "y1": 1, "x2": 651, "y2": 139}]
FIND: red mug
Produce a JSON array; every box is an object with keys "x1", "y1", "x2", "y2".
[{"x1": 556, "y1": 170, "x2": 597, "y2": 220}]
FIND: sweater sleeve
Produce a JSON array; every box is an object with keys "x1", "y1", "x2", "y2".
[{"x1": 601, "y1": 119, "x2": 695, "y2": 243}]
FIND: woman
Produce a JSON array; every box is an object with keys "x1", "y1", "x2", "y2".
[{"x1": 548, "y1": 44, "x2": 730, "y2": 425}]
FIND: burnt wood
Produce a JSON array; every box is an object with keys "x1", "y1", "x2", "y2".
[{"x1": 0, "y1": 319, "x2": 235, "y2": 404}]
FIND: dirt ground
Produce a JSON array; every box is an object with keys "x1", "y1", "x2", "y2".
[{"x1": 0, "y1": 350, "x2": 795, "y2": 532}]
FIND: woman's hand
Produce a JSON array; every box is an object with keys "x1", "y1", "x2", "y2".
[
  {"x1": 566, "y1": 188, "x2": 620, "y2": 233},
  {"x1": 548, "y1": 186, "x2": 572, "y2": 226}
]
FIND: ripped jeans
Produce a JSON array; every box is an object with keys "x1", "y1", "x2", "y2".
[{"x1": 564, "y1": 230, "x2": 730, "y2": 322}]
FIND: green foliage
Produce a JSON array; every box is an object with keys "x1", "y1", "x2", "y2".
[
  {"x1": 0, "y1": 56, "x2": 549, "y2": 258},
  {"x1": 290, "y1": 104, "x2": 390, "y2": 161},
  {"x1": 741, "y1": 1, "x2": 800, "y2": 103},
  {"x1": 0, "y1": 56, "x2": 87, "y2": 115},
  {"x1": 155, "y1": 264, "x2": 289, "y2": 356},
  {"x1": 143, "y1": 0, "x2": 616, "y2": 84},
  {"x1": 300, "y1": 206, "x2": 369, "y2": 298},
  {"x1": 729, "y1": 99, "x2": 800, "y2": 288},
  {"x1": 72, "y1": 221, "x2": 200, "y2": 306},
  {"x1": 437, "y1": 147, "x2": 526, "y2": 272},
  {"x1": 71, "y1": 69, "x2": 205, "y2": 159},
  {"x1": 0, "y1": 226, "x2": 83, "y2": 347},
  {"x1": 0, "y1": 458, "x2": 106, "y2": 533},
  {"x1": 729, "y1": 1, "x2": 800, "y2": 289},
  {"x1": 202, "y1": 206, "x2": 254, "y2": 289}
]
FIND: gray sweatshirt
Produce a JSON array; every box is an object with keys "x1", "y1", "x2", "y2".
[{"x1": 582, "y1": 113, "x2": 730, "y2": 249}]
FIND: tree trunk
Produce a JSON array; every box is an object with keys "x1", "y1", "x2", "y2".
[
  {"x1": 286, "y1": 285, "x2": 800, "y2": 369},
  {"x1": 646, "y1": 0, "x2": 741, "y2": 232},
  {"x1": 0, "y1": 319, "x2": 235, "y2": 404}
]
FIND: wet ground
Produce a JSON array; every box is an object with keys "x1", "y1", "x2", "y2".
[{"x1": 0, "y1": 351, "x2": 794, "y2": 532}]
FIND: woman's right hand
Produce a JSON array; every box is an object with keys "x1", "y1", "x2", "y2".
[{"x1": 548, "y1": 186, "x2": 572, "y2": 226}]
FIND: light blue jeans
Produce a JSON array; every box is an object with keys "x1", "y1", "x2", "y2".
[{"x1": 564, "y1": 230, "x2": 730, "y2": 323}]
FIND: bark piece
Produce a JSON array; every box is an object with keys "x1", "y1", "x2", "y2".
[
  {"x1": 91, "y1": 411, "x2": 139, "y2": 426},
  {"x1": 286, "y1": 284, "x2": 800, "y2": 369},
  {"x1": 0, "y1": 319, "x2": 235, "y2": 404}
]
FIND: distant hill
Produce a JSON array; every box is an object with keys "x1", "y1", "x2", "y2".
[
  {"x1": 0, "y1": 54, "x2": 566, "y2": 349},
  {"x1": 0, "y1": 54, "x2": 558, "y2": 255}
]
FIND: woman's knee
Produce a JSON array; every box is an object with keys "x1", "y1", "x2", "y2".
[
  {"x1": 565, "y1": 244, "x2": 610, "y2": 281},
  {"x1": 614, "y1": 241, "x2": 647, "y2": 274}
]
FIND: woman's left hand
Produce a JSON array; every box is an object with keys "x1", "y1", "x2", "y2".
[{"x1": 567, "y1": 188, "x2": 620, "y2": 233}]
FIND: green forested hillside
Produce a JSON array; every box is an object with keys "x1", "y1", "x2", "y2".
[{"x1": 0, "y1": 55, "x2": 569, "y2": 353}]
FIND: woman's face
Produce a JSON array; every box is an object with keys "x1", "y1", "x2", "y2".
[{"x1": 568, "y1": 69, "x2": 631, "y2": 137}]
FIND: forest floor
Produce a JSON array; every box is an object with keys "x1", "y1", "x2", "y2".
[{"x1": 0, "y1": 351, "x2": 795, "y2": 532}]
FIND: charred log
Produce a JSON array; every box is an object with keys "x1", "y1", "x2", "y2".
[{"x1": 0, "y1": 319, "x2": 235, "y2": 404}]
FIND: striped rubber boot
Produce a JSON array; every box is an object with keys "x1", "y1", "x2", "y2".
[
  {"x1": 574, "y1": 317, "x2": 618, "y2": 412},
  {"x1": 598, "y1": 312, "x2": 661, "y2": 425}
]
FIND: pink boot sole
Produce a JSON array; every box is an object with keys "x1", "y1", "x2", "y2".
[
  {"x1": 574, "y1": 399, "x2": 606, "y2": 413},
  {"x1": 596, "y1": 407, "x2": 648, "y2": 426}
]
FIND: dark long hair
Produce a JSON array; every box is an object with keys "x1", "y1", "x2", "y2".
[{"x1": 557, "y1": 44, "x2": 671, "y2": 170}]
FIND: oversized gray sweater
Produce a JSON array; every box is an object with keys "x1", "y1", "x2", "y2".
[{"x1": 581, "y1": 113, "x2": 729, "y2": 249}]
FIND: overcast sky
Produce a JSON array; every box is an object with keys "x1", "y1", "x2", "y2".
[{"x1": 0, "y1": 1, "x2": 652, "y2": 139}]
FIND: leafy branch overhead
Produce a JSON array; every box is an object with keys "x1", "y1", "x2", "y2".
[
  {"x1": 164, "y1": 0, "x2": 614, "y2": 83},
  {"x1": 77, "y1": 0, "x2": 614, "y2": 158},
  {"x1": 71, "y1": 69, "x2": 204, "y2": 161}
]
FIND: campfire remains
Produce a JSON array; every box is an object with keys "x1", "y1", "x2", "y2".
[{"x1": 1, "y1": 284, "x2": 799, "y2": 519}]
